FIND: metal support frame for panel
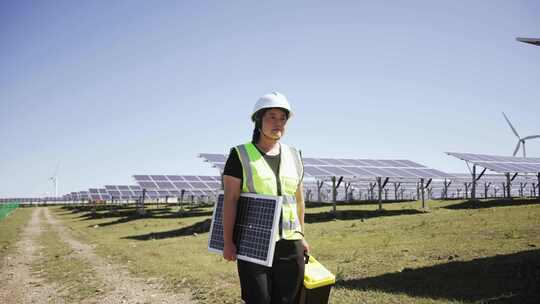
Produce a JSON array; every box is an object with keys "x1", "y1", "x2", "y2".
[
  {"x1": 180, "y1": 189, "x2": 186, "y2": 207},
  {"x1": 316, "y1": 180, "x2": 324, "y2": 202},
  {"x1": 331, "y1": 176, "x2": 343, "y2": 216},
  {"x1": 443, "y1": 179, "x2": 448, "y2": 199},
  {"x1": 505, "y1": 173, "x2": 512, "y2": 199},
  {"x1": 393, "y1": 182, "x2": 401, "y2": 201},
  {"x1": 138, "y1": 189, "x2": 146, "y2": 215},
  {"x1": 425, "y1": 179, "x2": 432, "y2": 201},
  {"x1": 467, "y1": 163, "x2": 486, "y2": 201},
  {"x1": 518, "y1": 182, "x2": 525, "y2": 197},
  {"x1": 420, "y1": 178, "x2": 425, "y2": 209},
  {"x1": 471, "y1": 165, "x2": 476, "y2": 200},
  {"x1": 344, "y1": 181, "x2": 352, "y2": 202},
  {"x1": 377, "y1": 177, "x2": 383, "y2": 211},
  {"x1": 538, "y1": 173, "x2": 540, "y2": 200},
  {"x1": 304, "y1": 188, "x2": 312, "y2": 202},
  {"x1": 484, "y1": 182, "x2": 491, "y2": 198},
  {"x1": 416, "y1": 182, "x2": 420, "y2": 202},
  {"x1": 368, "y1": 183, "x2": 376, "y2": 201}
]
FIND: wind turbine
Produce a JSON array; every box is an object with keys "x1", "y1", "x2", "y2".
[
  {"x1": 502, "y1": 112, "x2": 540, "y2": 157},
  {"x1": 49, "y1": 161, "x2": 60, "y2": 197}
]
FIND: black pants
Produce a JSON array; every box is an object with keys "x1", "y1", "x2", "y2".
[{"x1": 237, "y1": 240, "x2": 305, "y2": 304}]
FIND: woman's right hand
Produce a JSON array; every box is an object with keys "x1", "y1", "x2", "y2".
[{"x1": 223, "y1": 242, "x2": 237, "y2": 261}]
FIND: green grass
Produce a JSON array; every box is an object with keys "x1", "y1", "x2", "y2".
[
  {"x1": 50, "y1": 199, "x2": 540, "y2": 304},
  {"x1": 0, "y1": 207, "x2": 33, "y2": 258},
  {"x1": 32, "y1": 219, "x2": 107, "y2": 302}
]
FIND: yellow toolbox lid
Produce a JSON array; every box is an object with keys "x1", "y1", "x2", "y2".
[{"x1": 304, "y1": 255, "x2": 336, "y2": 289}]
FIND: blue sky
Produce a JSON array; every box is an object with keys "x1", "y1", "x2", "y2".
[{"x1": 1, "y1": 1, "x2": 539, "y2": 197}]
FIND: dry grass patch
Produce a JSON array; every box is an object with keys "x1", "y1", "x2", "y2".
[
  {"x1": 32, "y1": 220, "x2": 107, "y2": 302},
  {"x1": 0, "y1": 207, "x2": 33, "y2": 258}
]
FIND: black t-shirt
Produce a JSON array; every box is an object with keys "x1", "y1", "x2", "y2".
[{"x1": 223, "y1": 145, "x2": 283, "y2": 195}]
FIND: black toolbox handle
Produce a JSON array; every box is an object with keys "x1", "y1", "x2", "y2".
[{"x1": 304, "y1": 251, "x2": 310, "y2": 264}]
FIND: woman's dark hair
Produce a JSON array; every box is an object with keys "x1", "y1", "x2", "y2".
[
  {"x1": 251, "y1": 108, "x2": 289, "y2": 143},
  {"x1": 251, "y1": 109, "x2": 265, "y2": 143}
]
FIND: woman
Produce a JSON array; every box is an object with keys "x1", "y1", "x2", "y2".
[{"x1": 222, "y1": 92, "x2": 309, "y2": 304}]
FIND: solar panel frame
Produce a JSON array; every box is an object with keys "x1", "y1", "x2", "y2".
[
  {"x1": 200, "y1": 153, "x2": 452, "y2": 179},
  {"x1": 447, "y1": 152, "x2": 540, "y2": 174},
  {"x1": 319, "y1": 166, "x2": 355, "y2": 176},
  {"x1": 208, "y1": 192, "x2": 282, "y2": 267},
  {"x1": 189, "y1": 181, "x2": 210, "y2": 189},
  {"x1": 199, "y1": 153, "x2": 228, "y2": 163},
  {"x1": 302, "y1": 158, "x2": 328, "y2": 166},
  {"x1": 133, "y1": 175, "x2": 152, "y2": 181},
  {"x1": 304, "y1": 166, "x2": 334, "y2": 177}
]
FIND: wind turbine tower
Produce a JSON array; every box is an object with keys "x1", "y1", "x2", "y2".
[
  {"x1": 502, "y1": 112, "x2": 540, "y2": 158},
  {"x1": 50, "y1": 162, "x2": 60, "y2": 197}
]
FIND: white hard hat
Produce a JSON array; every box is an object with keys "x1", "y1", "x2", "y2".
[{"x1": 251, "y1": 92, "x2": 293, "y2": 121}]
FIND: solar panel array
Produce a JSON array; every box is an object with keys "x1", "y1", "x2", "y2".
[
  {"x1": 133, "y1": 175, "x2": 220, "y2": 198},
  {"x1": 447, "y1": 152, "x2": 540, "y2": 173},
  {"x1": 104, "y1": 185, "x2": 143, "y2": 200},
  {"x1": 88, "y1": 188, "x2": 111, "y2": 201},
  {"x1": 198, "y1": 154, "x2": 227, "y2": 171},
  {"x1": 199, "y1": 153, "x2": 453, "y2": 179},
  {"x1": 133, "y1": 175, "x2": 220, "y2": 190},
  {"x1": 208, "y1": 192, "x2": 281, "y2": 267},
  {"x1": 80, "y1": 191, "x2": 89, "y2": 200}
]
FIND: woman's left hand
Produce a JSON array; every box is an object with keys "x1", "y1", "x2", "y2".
[{"x1": 302, "y1": 238, "x2": 310, "y2": 254}]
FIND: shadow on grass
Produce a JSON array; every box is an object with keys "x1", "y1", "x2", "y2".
[
  {"x1": 305, "y1": 199, "x2": 416, "y2": 209},
  {"x1": 337, "y1": 249, "x2": 540, "y2": 303},
  {"x1": 122, "y1": 218, "x2": 212, "y2": 241},
  {"x1": 444, "y1": 198, "x2": 540, "y2": 210},
  {"x1": 305, "y1": 209, "x2": 424, "y2": 224},
  {"x1": 62, "y1": 206, "x2": 213, "y2": 228}
]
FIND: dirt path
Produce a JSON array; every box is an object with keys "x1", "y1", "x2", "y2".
[
  {"x1": 42, "y1": 207, "x2": 194, "y2": 304},
  {"x1": 0, "y1": 208, "x2": 65, "y2": 304}
]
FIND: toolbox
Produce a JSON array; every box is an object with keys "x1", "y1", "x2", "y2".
[{"x1": 298, "y1": 254, "x2": 335, "y2": 304}]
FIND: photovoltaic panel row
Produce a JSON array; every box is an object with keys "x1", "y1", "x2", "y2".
[
  {"x1": 105, "y1": 185, "x2": 143, "y2": 200},
  {"x1": 133, "y1": 175, "x2": 221, "y2": 191},
  {"x1": 77, "y1": 191, "x2": 89, "y2": 200},
  {"x1": 447, "y1": 152, "x2": 540, "y2": 164},
  {"x1": 198, "y1": 154, "x2": 428, "y2": 170},
  {"x1": 88, "y1": 188, "x2": 111, "y2": 201},
  {"x1": 198, "y1": 153, "x2": 227, "y2": 170},
  {"x1": 446, "y1": 152, "x2": 540, "y2": 174},
  {"x1": 475, "y1": 162, "x2": 540, "y2": 174},
  {"x1": 133, "y1": 175, "x2": 221, "y2": 182},
  {"x1": 199, "y1": 154, "x2": 452, "y2": 179},
  {"x1": 304, "y1": 166, "x2": 451, "y2": 178},
  {"x1": 302, "y1": 157, "x2": 425, "y2": 167},
  {"x1": 144, "y1": 189, "x2": 217, "y2": 199}
]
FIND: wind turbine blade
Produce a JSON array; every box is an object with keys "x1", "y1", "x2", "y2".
[
  {"x1": 502, "y1": 112, "x2": 521, "y2": 138},
  {"x1": 522, "y1": 135, "x2": 540, "y2": 140},
  {"x1": 513, "y1": 140, "x2": 521, "y2": 156}
]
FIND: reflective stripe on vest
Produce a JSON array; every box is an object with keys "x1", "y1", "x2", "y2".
[{"x1": 235, "y1": 142, "x2": 304, "y2": 241}]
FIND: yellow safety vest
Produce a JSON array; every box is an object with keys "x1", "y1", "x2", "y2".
[{"x1": 235, "y1": 142, "x2": 304, "y2": 241}]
